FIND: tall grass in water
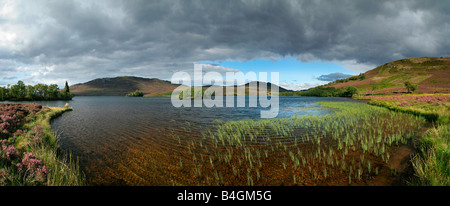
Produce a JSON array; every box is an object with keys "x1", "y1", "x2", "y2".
[{"x1": 172, "y1": 102, "x2": 426, "y2": 186}]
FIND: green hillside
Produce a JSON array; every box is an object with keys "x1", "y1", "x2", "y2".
[{"x1": 325, "y1": 57, "x2": 450, "y2": 95}]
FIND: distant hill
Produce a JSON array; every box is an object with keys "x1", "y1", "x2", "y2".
[
  {"x1": 325, "y1": 57, "x2": 450, "y2": 94},
  {"x1": 70, "y1": 76, "x2": 292, "y2": 96},
  {"x1": 199, "y1": 81, "x2": 292, "y2": 97},
  {"x1": 244, "y1": 81, "x2": 293, "y2": 93},
  {"x1": 70, "y1": 76, "x2": 180, "y2": 96}
]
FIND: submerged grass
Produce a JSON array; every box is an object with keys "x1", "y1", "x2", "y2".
[{"x1": 172, "y1": 102, "x2": 426, "y2": 185}]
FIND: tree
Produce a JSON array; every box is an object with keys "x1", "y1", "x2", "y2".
[
  {"x1": 404, "y1": 81, "x2": 418, "y2": 93},
  {"x1": 64, "y1": 81, "x2": 70, "y2": 94},
  {"x1": 48, "y1": 84, "x2": 59, "y2": 99},
  {"x1": 8, "y1": 80, "x2": 26, "y2": 99},
  {"x1": 62, "y1": 81, "x2": 72, "y2": 99},
  {"x1": 17, "y1": 80, "x2": 26, "y2": 98},
  {"x1": 26, "y1": 85, "x2": 35, "y2": 100},
  {"x1": 0, "y1": 87, "x2": 5, "y2": 101},
  {"x1": 0, "y1": 81, "x2": 73, "y2": 101},
  {"x1": 34, "y1": 83, "x2": 49, "y2": 99},
  {"x1": 344, "y1": 86, "x2": 358, "y2": 97},
  {"x1": 349, "y1": 76, "x2": 358, "y2": 81},
  {"x1": 359, "y1": 73, "x2": 366, "y2": 80}
]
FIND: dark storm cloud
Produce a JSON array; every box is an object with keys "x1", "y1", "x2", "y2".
[
  {"x1": 0, "y1": 0, "x2": 449, "y2": 86},
  {"x1": 317, "y1": 73, "x2": 354, "y2": 82}
]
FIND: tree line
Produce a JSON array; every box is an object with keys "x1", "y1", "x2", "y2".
[
  {"x1": 0, "y1": 80, "x2": 74, "y2": 101},
  {"x1": 333, "y1": 73, "x2": 366, "y2": 83},
  {"x1": 280, "y1": 86, "x2": 359, "y2": 97}
]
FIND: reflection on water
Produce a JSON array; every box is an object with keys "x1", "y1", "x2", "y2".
[{"x1": 8, "y1": 96, "x2": 363, "y2": 185}]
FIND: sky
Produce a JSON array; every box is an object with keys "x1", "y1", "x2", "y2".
[{"x1": 0, "y1": 0, "x2": 449, "y2": 90}]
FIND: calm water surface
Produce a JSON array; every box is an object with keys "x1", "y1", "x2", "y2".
[{"x1": 11, "y1": 96, "x2": 364, "y2": 185}]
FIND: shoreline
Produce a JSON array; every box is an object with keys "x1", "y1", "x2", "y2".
[
  {"x1": 353, "y1": 93, "x2": 449, "y2": 185},
  {"x1": 2, "y1": 93, "x2": 448, "y2": 186},
  {"x1": 0, "y1": 103, "x2": 85, "y2": 186}
]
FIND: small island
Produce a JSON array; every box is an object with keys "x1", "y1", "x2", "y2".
[{"x1": 126, "y1": 90, "x2": 144, "y2": 97}]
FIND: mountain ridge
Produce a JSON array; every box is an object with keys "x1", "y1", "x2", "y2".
[
  {"x1": 70, "y1": 76, "x2": 292, "y2": 96},
  {"x1": 70, "y1": 76, "x2": 180, "y2": 96}
]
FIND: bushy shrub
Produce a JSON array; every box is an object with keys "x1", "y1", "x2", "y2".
[
  {"x1": 126, "y1": 90, "x2": 144, "y2": 97},
  {"x1": 293, "y1": 86, "x2": 358, "y2": 97},
  {"x1": 404, "y1": 81, "x2": 418, "y2": 93}
]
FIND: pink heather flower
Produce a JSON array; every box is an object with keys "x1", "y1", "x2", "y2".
[
  {"x1": 33, "y1": 126, "x2": 45, "y2": 138},
  {"x1": 1, "y1": 140, "x2": 7, "y2": 152},
  {"x1": 0, "y1": 139, "x2": 8, "y2": 145},
  {"x1": 1, "y1": 145, "x2": 18, "y2": 161},
  {"x1": 16, "y1": 152, "x2": 48, "y2": 184},
  {"x1": 26, "y1": 125, "x2": 45, "y2": 145}
]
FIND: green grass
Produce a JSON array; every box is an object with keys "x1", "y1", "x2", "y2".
[
  {"x1": 356, "y1": 94, "x2": 450, "y2": 186},
  {"x1": 410, "y1": 124, "x2": 449, "y2": 185},
  {"x1": 360, "y1": 94, "x2": 450, "y2": 123},
  {"x1": 172, "y1": 102, "x2": 426, "y2": 185},
  {"x1": 11, "y1": 106, "x2": 85, "y2": 186},
  {"x1": 367, "y1": 100, "x2": 442, "y2": 122},
  {"x1": 150, "y1": 91, "x2": 173, "y2": 97}
]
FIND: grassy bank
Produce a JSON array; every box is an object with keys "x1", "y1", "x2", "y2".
[
  {"x1": 171, "y1": 102, "x2": 426, "y2": 185},
  {"x1": 358, "y1": 94, "x2": 450, "y2": 185},
  {"x1": 1, "y1": 103, "x2": 85, "y2": 186},
  {"x1": 410, "y1": 123, "x2": 449, "y2": 185},
  {"x1": 360, "y1": 94, "x2": 450, "y2": 123}
]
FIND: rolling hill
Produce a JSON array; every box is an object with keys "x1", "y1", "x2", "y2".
[
  {"x1": 70, "y1": 76, "x2": 180, "y2": 96},
  {"x1": 70, "y1": 76, "x2": 292, "y2": 96},
  {"x1": 324, "y1": 57, "x2": 450, "y2": 94}
]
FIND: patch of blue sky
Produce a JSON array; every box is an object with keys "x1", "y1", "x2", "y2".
[{"x1": 201, "y1": 57, "x2": 357, "y2": 86}]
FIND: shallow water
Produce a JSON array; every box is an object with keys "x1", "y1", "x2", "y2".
[{"x1": 5, "y1": 96, "x2": 364, "y2": 185}]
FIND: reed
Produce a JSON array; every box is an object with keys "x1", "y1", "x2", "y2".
[{"x1": 171, "y1": 102, "x2": 426, "y2": 185}]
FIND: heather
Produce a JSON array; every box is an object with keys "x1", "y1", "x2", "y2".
[
  {"x1": 0, "y1": 103, "x2": 84, "y2": 186},
  {"x1": 320, "y1": 57, "x2": 450, "y2": 95},
  {"x1": 360, "y1": 94, "x2": 450, "y2": 123},
  {"x1": 0, "y1": 103, "x2": 43, "y2": 139}
]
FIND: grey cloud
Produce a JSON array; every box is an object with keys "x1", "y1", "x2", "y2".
[
  {"x1": 0, "y1": 0, "x2": 449, "y2": 86},
  {"x1": 317, "y1": 73, "x2": 353, "y2": 82}
]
